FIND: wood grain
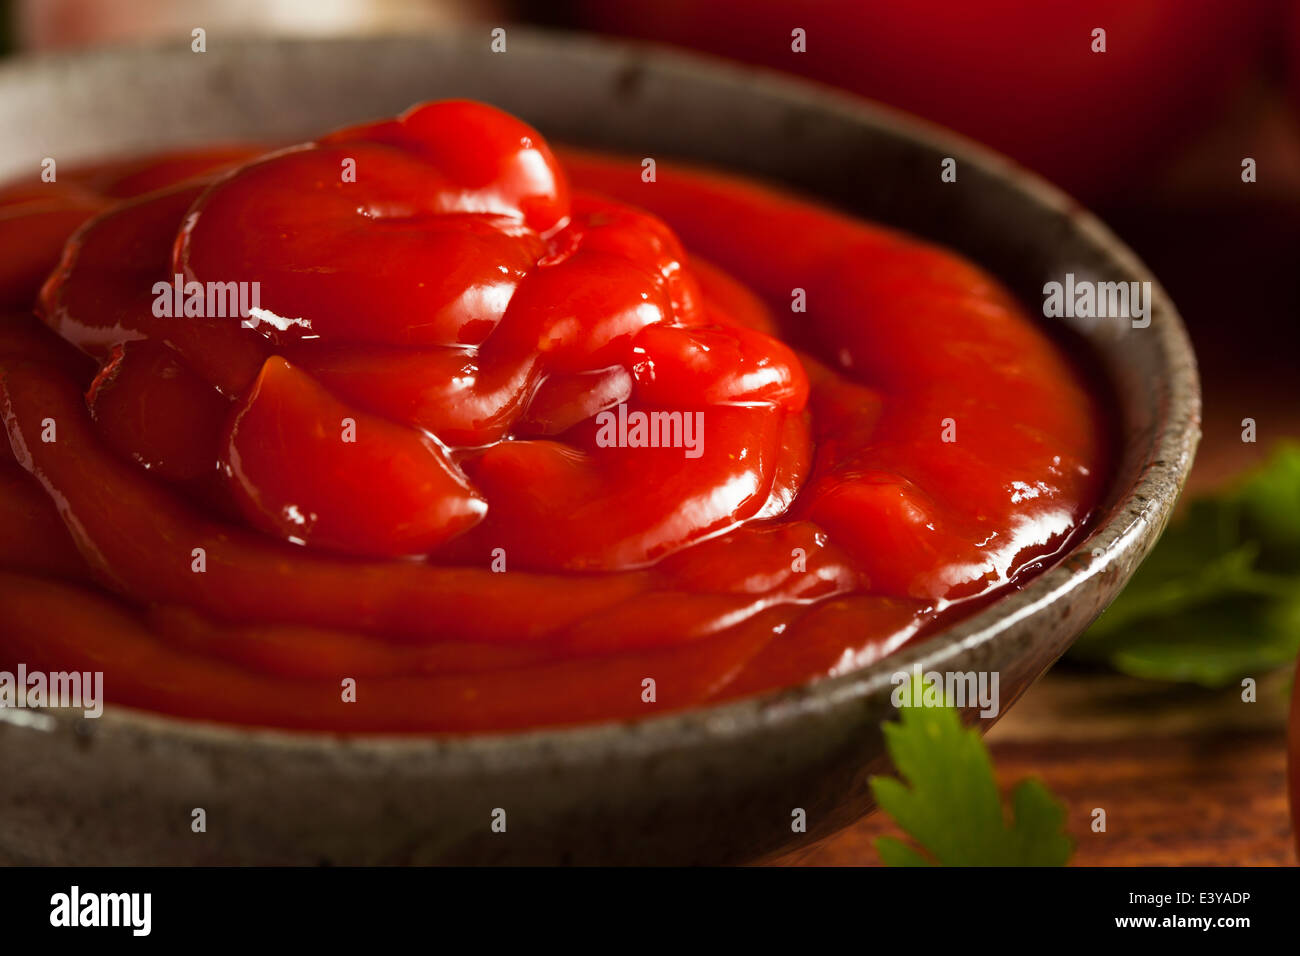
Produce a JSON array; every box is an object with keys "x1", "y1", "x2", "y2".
[{"x1": 776, "y1": 671, "x2": 1296, "y2": 866}]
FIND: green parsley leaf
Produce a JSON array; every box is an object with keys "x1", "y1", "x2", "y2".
[
  {"x1": 1237, "y1": 441, "x2": 1300, "y2": 566},
  {"x1": 1069, "y1": 441, "x2": 1300, "y2": 685},
  {"x1": 869, "y1": 681, "x2": 1073, "y2": 866}
]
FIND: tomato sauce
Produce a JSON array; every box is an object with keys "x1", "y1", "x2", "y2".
[{"x1": 0, "y1": 101, "x2": 1109, "y2": 732}]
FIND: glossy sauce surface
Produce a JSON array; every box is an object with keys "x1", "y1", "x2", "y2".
[{"x1": 0, "y1": 101, "x2": 1109, "y2": 732}]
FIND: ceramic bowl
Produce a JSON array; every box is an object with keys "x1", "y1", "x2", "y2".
[{"x1": 0, "y1": 30, "x2": 1199, "y2": 864}]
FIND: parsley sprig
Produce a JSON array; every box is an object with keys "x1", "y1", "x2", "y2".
[
  {"x1": 869, "y1": 678, "x2": 1073, "y2": 866},
  {"x1": 1070, "y1": 441, "x2": 1300, "y2": 685}
]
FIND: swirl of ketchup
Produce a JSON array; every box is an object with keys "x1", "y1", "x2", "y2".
[{"x1": 0, "y1": 101, "x2": 1108, "y2": 732}]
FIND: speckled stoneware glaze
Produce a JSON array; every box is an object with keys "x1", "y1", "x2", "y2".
[{"x1": 0, "y1": 31, "x2": 1199, "y2": 865}]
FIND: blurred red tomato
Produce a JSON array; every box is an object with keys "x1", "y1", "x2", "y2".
[{"x1": 578, "y1": 0, "x2": 1264, "y2": 200}]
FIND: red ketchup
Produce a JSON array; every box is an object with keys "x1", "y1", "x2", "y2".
[{"x1": 0, "y1": 101, "x2": 1109, "y2": 732}]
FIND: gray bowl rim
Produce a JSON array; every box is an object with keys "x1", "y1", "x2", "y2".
[{"x1": 0, "y1": 29, "x2": 1200, "y2": 768}]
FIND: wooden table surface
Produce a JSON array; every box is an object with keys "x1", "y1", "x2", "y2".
[{"x1": 775, "y1": 670, "x2": 1295, "y2": 866}]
